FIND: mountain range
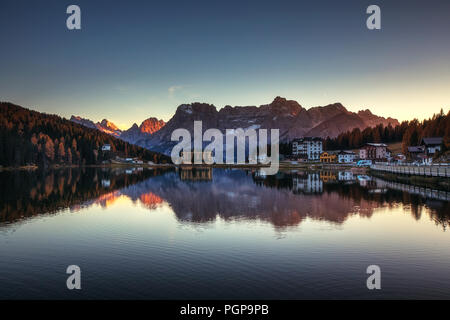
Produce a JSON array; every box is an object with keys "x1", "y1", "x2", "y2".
[
  {"x1": 70, "y1": 116, "x2": 165, "y2": 141},
  {"x1": 70, "y1": 97, "x2": 399, "y2": 155},
  {"x1": 0, "y1": 102, "x2": 169, "y2": 167}
]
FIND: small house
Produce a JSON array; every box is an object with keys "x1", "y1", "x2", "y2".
[
  {"x1": 407, "y1": 146, "x2": 425, "y2": 161},
  {"x1": 421, "y1": 137, "x2": 443, "y2": 155}
]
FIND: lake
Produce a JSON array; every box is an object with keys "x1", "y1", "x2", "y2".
[{"x1": 0, "y1": 167, "x2": 449, "y2": 299}]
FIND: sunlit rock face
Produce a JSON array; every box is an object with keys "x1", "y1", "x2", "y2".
[
  {"x1": 70, "y1": 116, "x2": 122, "y2": 138},
  {"x1": 120, "y1": 118, "x2": 166, "y2": 144},
  {"x1": 70, "y1": 115, "x2": 166, "y2": 143},
  {"x1": 139, "y1": 118, "x2": 166, "y2": 134}
]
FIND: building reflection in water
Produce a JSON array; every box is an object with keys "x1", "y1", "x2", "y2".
[
  {"x1": 338, "y1": 171, "x2": 354, "y2": 181},
  {"x1": 0, "y1": 168, "x2": 449, "y2": 230},
  {"x1": 179, "y1": 167, "x2": 213, "y2": 181},
  {"x1": 319, "y1": 171, "x2": 337, "y2": 183},
  {"x1": 292, "y1": 172, "x2": 323, "y2": 194}
]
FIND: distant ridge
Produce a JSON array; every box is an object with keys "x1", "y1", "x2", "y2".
[
  {"x1": 120, "y1": 117, "x2": 166, "y2": 144},
  {"x1": 69, "y1": 97, "x2": 399, "y2": 155},
  {"x1": 139, "y1": 97, "x2": 399, "y2": 154},
  {"x1": 0, "y1": 102, "x2": 168, "y2": 167},
  {"x1": 70, "y1": 116, "x2": 122, "y2": 137},
  {"x1": 70, "y1": 115, "x2": 166, "y2": 143}
]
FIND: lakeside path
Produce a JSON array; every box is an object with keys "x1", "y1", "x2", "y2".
[{"x1": 371, "y1": 163, "x2": 450, "y2": 178}]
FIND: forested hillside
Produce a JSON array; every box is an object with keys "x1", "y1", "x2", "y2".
[
  {"x1": 323, "y1": 109, "x2": 449, "y2": 154},
  {"x1": 0, "y1": 102, "x2": 169, "y2": 167}
]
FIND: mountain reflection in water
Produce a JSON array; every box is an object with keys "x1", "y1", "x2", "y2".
[{"x1": 0, "y1": 167, "x2": 448, "y2": 230}]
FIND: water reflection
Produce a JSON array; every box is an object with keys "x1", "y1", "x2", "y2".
[
  {"x1": 0, "y1": 168, "x2": 449, "y2": 230},
  {"x1": 0, "y1": 168, "x2": 168, "y2": 224}
]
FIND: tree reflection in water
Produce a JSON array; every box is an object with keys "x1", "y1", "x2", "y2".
[{"x1": 0, "y1": 168, "x2": 448, "y2": 230}]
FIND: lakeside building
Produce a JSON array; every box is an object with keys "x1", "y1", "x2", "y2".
[
  {"x1": 337, "y1": 150, "x2": 357, "y2": 163},
  {"x1": 407, "y1": 146, "x2": 426, "y2": 162},
  {"x1": 113, "y1": 156, "x2": 144, "y2": 164},
  {"x1": 406, "y1": 137, "x2": 443, "y2": 164},
  {"x1": 359, "y1": 143, "x2": 388, "y2": 160},
  {"x1": 292, "y1": 137, "x2": 323, "y2": 161},
  {"x1": 180, "y1": 150, "x2": 214, "y2": 164},
  {"x1": 320, "y1": 151, "x2": 337, "y2": 163},
  {"x1": 421, "y1": 137, "x2": 443, "y2": 155}
]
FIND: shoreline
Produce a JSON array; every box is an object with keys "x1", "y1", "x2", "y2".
[
  {"x1": 0, "y1": 163, "x2": 175, "y2": 172},
  {"x1": 0, "y1": 162, "x2": 368, "y2": 172},
  {"x1": 369, "y1": 170, "x2": 450, "y2": 191}
]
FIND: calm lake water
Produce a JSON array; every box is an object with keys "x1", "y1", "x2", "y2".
[{"x1": 0, "y1": 167, "x2": 449, "y2": 299}]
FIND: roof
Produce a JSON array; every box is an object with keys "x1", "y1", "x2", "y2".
[
  {"x1": 338, "y1": 150, "x2": 356, "y2": 155},
  {"x1": 407, "y1": 146, "x2": 425, "y2": 153},
  {"x1": 421, "y1": 137, "x2": 443, "y2": 146},
  {"x1": 292, "y1": 137, "x2": 323, "y2": 142},
  {"x1": 365, "y1": 143, "x2": 387, "y2": 147}
]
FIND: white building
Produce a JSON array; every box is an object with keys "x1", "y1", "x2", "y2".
[
  {"x1": 292, "y1": 137, "x2": 323, "y2": 161},
  {"x1": 338, "y1": 150, "x2": 356, "y2": 163},
  {"x1": 101, "y1": 144, "x2": 111, "y2": 151}
]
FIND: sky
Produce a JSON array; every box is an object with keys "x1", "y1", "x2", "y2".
[{"x1": 1, "y1": 0, "x2": 449, "y2": 129}]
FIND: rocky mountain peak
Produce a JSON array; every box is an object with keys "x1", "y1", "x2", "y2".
[
  {"x1": 358, "y1": 109, "x2": 373, "y2": 116},
  {"x1": 267, "y1": 96, "x2": 303, "y2": 116},
  {"x1": 271, "y1": 96, "x2": 288, "y2": 104},
  {"x1": 99, "y1": 119, "x2": 120, "y2": 132},
  {"x1": 70, "y1": 115, "x2": 97, "y2": 129},
  {"x1": 139, "y1": 118, "x2": 166, "y2": 134}
]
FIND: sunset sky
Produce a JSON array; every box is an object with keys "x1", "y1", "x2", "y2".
[{"x1": 1, "y1": 0, "x2": 449, "y2": 129}]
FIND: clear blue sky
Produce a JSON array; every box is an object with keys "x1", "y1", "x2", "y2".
[{"x1": 1, "y1": 0, "x2": 449, "y2": 128}]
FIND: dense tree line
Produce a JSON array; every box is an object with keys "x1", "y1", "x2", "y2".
[
  {"x1": 323, "y1": 109, "x2": 449, "y2": 154},
  {"x1": 323, "y1": 122, "x2": 408, "y2": 150},
  {"x1": 400, "y1": 110, "x2": 450, "y2": 154},
  {"x1": 0, "y1": 102, "x2": 170, "y2": 167}
]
